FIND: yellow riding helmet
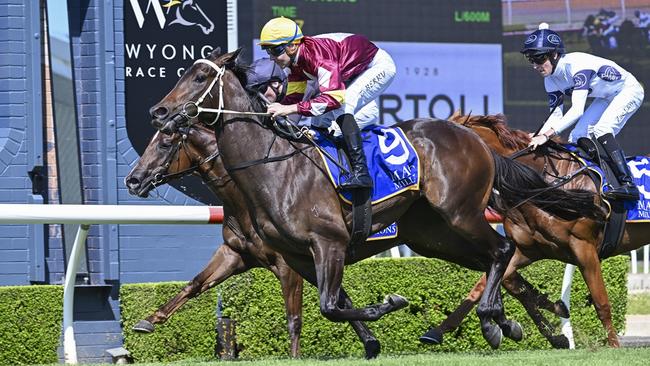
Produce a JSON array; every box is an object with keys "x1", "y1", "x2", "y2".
[{"x1": 259, "y1": 17, "x2": 304, "y2": 46}]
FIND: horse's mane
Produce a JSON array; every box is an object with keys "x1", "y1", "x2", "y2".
[{"x1": 448, "y1": 111, "x2": 531, "y2": 151}]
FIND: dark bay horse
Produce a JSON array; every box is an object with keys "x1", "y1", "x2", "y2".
[
  {"x1": 125, "y1": 126, "x2": 382, "y2": 358},
  {"x1": 146, "y1": 49, "x2": 603, "y2": 349},
  {"x1": 430, "y1": 112, "x2": 648, "y2": 347}
]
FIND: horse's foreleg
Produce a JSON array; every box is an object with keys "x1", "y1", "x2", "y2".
[
  {"x1": 283, "y1": 254, "x2": 382, "y2": 359},
  {"x1": 313, "y1": 243, "x2": 408, "y2": 322},
  {"x1": 277, "y1": 265, "x2": 304, "y2": 358},
  {"x1": 133, "y1": 244, "x2": 249, "y2": 333},
  {"x1": 420, "y1": 274, "x2": 486, "y2": 345},
  {"x1": 574, "y1": 242, "x2": 620, "y2": 347}
]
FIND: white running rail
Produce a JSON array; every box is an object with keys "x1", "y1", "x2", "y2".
[{"x1": 0, "y1": 204, "x2": 223, "y2": 364}]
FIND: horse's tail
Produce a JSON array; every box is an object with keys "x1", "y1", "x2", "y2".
[{"x1": 489, "y1": 152, "x2": 606, "y2": 222}]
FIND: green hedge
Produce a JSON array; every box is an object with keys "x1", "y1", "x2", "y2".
[
  {"x1": 0, "y1": 285, "x2": 63, "y2": 365},
  {"x1": 121, "y1": 257, "x2": 628, "y2": 362}
]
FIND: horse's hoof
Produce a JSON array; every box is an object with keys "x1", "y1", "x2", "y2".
[
  {"x1": 132, "y1": 320, "x2": 155, "y2": 333},
  {"x1": 384, "y1": 294, "x2": 409, "y2": 310},
  {"x1": 419, "y1": 328, "x2": 444, "y2": 345},
  {"x1": 550, "y1": 335, "x2": 570, "y2": 349},
  {"x1": 484, "y1": 325, "x2": 503, "y2": 349},
  {"x1": 555, "y1": 300, "x2": 570, "y2": 318},
  {"x1": 364, "y1": 339, "x2": 381, "y2": 359},
  {"x1": 502, "y1": 320, "x2": 523, "y2": 342}
]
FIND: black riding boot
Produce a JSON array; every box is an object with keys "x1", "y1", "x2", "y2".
[
  {"x1": 597, "y1": 133, "x2": 639, "y2": 200},
  {"x1": 337, "y1": 113, "x2": 372, "y2": 189}
]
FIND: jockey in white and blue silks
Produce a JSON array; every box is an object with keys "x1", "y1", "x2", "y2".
[
  {"x1": 257, "y1": 16, "x2": 396, "y2": 190},
  {"x1": 523, "y1": 23, "x2": 644, "y2": 200}
]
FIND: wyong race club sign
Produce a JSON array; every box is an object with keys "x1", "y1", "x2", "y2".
[{"x1": 124, "y1": 0, "x2": 227, "y2": 204}]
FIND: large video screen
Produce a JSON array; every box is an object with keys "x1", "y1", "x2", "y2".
[
  {"x1": 502, "y1": 0, "x2": 650, "y2": 155},
  {"x1": 248, "y1": 0, "x2": 503, "y2": 123}
]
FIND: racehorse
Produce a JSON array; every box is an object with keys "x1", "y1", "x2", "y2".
[
  {"x1": 427, "y1": 112, "x2": 648, "y2": 348},
  {"x1": 126, "y1": 120, "x2": 597, "y2": 352},
  {"x1": 146, "y1": 48, "x2": 603, "y2": 349}
]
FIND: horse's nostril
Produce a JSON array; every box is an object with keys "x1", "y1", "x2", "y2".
[
  {"x1": 126, "y1": 177, "x2": 141, "y2": 190},
  {"x1": 150, "y1": 106, "x2": 169, "y2": 119}
]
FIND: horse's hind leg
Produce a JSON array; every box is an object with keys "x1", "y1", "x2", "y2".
[
  {"x1": 133, "y1": 243, "x2": 250, "y2": 333},
  {"x1": 276, "y1": 264, "x2": 304, "y2": 358}
]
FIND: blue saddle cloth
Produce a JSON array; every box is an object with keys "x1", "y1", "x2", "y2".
[
  {"x1": 312, "y1": 125, "x2": 419, "y2": 241},
  {"x1": 563, "y1": 144, "x2": 650, "y2": 222},
  {"x1": 312, "y1": 125, "x2": 420, "y2": 204}
]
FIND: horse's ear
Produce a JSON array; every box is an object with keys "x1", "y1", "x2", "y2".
[
  {"x1": 449, "y1": 109, "x2": 462, "y2": 122},
  {"x1": 218, "y1": 47, "x2": 243, "y2": 66},
  {"x1": 210, "y1": 47, "x2": 222, "y2": 59}
]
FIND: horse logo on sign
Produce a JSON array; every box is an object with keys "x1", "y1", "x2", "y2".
[{"x1": 129, "y1": 0, "x2": 215, "y2": 35}]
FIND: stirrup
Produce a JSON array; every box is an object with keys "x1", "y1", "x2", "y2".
[
  {"x1": 603, "y1": 185, "x2": 640, "y2": 201},
  {"x1": 340, "y1": 171, "x2": 373, "y2": 189}
]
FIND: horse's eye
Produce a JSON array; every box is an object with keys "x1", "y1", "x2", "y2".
[
  {"x1": 194, "y1": 74, "x2": 207, "y2": 83},
  {"x1": 159, "y1": 138, "x2": 174, "y2": 150}
]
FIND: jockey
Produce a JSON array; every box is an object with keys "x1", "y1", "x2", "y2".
[
  {"x1": 636, "y1": 10, "x2": 650, "y2": 42},
  {"x1": 245, "y1": 57, "x2": 287, "y2": 103},
  {"x1": 258, "y1": 16, "x2": 397, "y2": 190},
  {"x1": 523, "y1": 23, "x2": 644, "y2": 200}
]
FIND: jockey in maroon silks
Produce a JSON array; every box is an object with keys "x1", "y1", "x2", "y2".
[{"x1": 259, "y1": 17, "x2": 396, "y2": 190}]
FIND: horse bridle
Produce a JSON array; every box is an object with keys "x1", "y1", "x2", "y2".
[
  {"x1": 151, "y1": 128, "x2": 221, "y2": 186},
  {"x1": 162, "y1": 58, "x2": 347, "y2": 174},
  {"x1": 171, "y1": 59, "x2": 271, "y2": 128}
]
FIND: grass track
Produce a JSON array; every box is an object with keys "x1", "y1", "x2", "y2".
[{"x1": 69, "y1": 347, "x2": 650, "y2": 366}]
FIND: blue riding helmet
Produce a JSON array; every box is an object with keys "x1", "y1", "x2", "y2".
[
  {"x1": 245, "y1": 57, "x2": 287, "y2": 90},
  {"x1": 520, "y1": 28, "x2": 565, "y2": 56}
]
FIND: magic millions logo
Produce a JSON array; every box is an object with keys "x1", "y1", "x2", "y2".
[{"x1": 124, "y1": 0, "x2": 227, "y2": 205}]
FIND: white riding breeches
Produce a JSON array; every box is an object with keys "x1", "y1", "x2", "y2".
[
  {"x1": 310, "y1": 48, "x2": 396, "y2": 130},
  {"x1": 568, "y1": 76, "x2": 644, "y2": 142}
]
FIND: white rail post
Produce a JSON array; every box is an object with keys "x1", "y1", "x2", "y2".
[
  {"x1": 632, "y1": 249, "x2": 638, "y2": 274},
  {"x1": 560, "y1": 264, "x2": 576, "y2": 349},
  {"x1": 643, "y1": 245, "x2": 650, "y2": 274},
  {"x1": 63, "y1": 224, "x2": 90, "y2": 364}
]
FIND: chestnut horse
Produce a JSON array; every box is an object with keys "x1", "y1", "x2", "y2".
[
  {"x1": 428, "y1": 112, "x2": 647, "y2": 348},
  {"x1": 146, "y1": 49, "x2": 603, "y2": 349}
]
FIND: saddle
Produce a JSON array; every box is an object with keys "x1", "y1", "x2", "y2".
[
  {"x1": 551, "y1": 137, "x2": 627, "y2": 259},
  {"x1": 269, "y1": 120, "x2": 373, "y2": 249}
]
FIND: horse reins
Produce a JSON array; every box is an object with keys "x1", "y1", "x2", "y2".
[
  {"x1": 502, "y1": 142, "x2": 591, "y2": 212},
  {"x1": 152, "y1": 130, "x2": 221, "y2": 185}
]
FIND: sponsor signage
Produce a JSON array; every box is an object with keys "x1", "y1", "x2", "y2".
[
  {"x1": 124, "y1": 0, "x2": 227, "y2": 204},
  {"x1": 253, "y1": 41, "x2": 503, "y2": 125}
]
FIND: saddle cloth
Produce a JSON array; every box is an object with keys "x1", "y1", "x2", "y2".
[
  {"x1": 311, "y1": 125, "x2": 421, "y2": 205},
  {"x1": 312, "y1": 125, "x2": 419, "y2": 241},
  {"x1": 564, "y1": 144, "x2": 650, "y2": 222}
]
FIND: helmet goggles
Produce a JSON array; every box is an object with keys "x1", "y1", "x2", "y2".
[
  {"x1": 263, "y1": 43, "x2": 288, "y2": 57},
  {"x1": 526, "y1": 53, "x2": 550, "y2": 65}
]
